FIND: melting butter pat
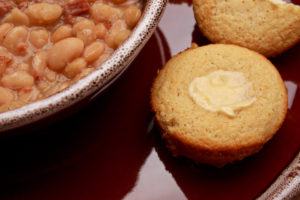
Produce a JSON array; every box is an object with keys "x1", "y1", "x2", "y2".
[
  {"x1": 189, "y1": 70, "x2": 256, "y2": 117},
  {"x1": 270, "y1": 0, "x2": 288, "y2": 4}
]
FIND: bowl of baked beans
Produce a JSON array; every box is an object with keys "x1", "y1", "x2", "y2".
[{"x1": 0, "y1": 0, "x2": 167, "y2": 131}]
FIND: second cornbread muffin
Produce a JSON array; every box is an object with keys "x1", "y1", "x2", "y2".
[
  {"x1": 193, "y1": 0, "x2": 300, "y2": 57},
  {"x1": 151, "y1": 44, "x2": 288, "y2": 167}
]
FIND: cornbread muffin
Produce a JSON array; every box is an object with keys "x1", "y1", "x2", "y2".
[
  {"x1": 193, "y1": 0, "x2": 300, "y2": 57},
  {"x1": 151, "y1": 44, "x2": 288, "y2": 167}
]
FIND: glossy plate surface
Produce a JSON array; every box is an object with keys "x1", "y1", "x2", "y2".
[{"x1": 0, "y1": 1, "x2": 300, "y2": 200}]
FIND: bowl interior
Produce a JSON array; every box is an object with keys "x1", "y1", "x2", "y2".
[{"x1": 0, "y1": 0, "x2": 167, "y2": 132}]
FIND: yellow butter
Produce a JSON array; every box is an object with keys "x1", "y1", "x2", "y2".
[
  {"x1": 270, "y1": 0, "x2": 287, "y2": 4},
  {"x1": 189, "y1": 70, "x2": 256, "y2": 117}
]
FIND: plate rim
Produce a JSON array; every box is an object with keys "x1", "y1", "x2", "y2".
[{"x1": 258, "y1": 151, "x2": 300, "y2": 199}]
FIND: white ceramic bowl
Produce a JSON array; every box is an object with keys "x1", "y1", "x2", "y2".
[{"x1": 0, "y1": 0, "x2": 167, "y2": 132}]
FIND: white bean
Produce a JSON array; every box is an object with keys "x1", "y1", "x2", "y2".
[
  {"x1": 26, "y1": 3, "x2": 63, "y2": 25},
  {"x1": 64, "y1": 58, "x2": 87, "y2": 78},
  {"x1": 29, "y1": 29, "x2": 49, "y2": 48},
  {"x1": 73, "y1": 19, "x2": 95, "y2": 33},
  {"x1": 0, "y1": 87, "x2": 14, "y2": 105},
  {"x1": 47, "y1": 37, "x2": 84, "y2": 71},
  {"x1": 73, "y1": 19, "x2": 96, "y2": 45},
  {"x1": 2, "y1": 8, "x2": 30, "y2": 26},
  {"x1": 0, "y1": 49, "x2": 12, "y2": 75},
  {"x1": 124, "y1": 5, "x2": 141, "y2": 28},
  {"x1": 3, "y1": 26, "x2": 28, "y2": 55},
  {"x1": 1, "y1": 71, "x2": 34, "y2": 89},
  {"x1": 95, "y1": 23, "x2": 107, "y2": 39},
  {"x1": 83, "y1": 41, "x2": 105, "y2": 63},
  {"x1": 52, "y1": 25, "x2": 73, "y2": 43},
  {"x1": 0, "y1": 23, "x2": 14, "y2": 43},
  {"x1": 91, "y1": 3, "x2": 123, "y2": 23}
]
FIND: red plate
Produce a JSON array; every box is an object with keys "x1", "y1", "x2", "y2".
[{"x1": 0, "y1": 1, "x2": 300, "y2": 200}]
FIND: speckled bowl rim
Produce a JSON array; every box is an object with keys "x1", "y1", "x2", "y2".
[
  {"x1": 259, "y1": 152, "x2": 300, "y2": 200},
  {"x1": 0, "y1": 0, "x2": 168, "y2": 132}
]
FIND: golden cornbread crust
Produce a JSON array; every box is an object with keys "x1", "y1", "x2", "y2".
[
  {"x1": 151, "y1": 44, "x2": 288, "y2": 167},
  {"x1": 193, "y1": 0, "x2": 300, "y2": 57}
]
